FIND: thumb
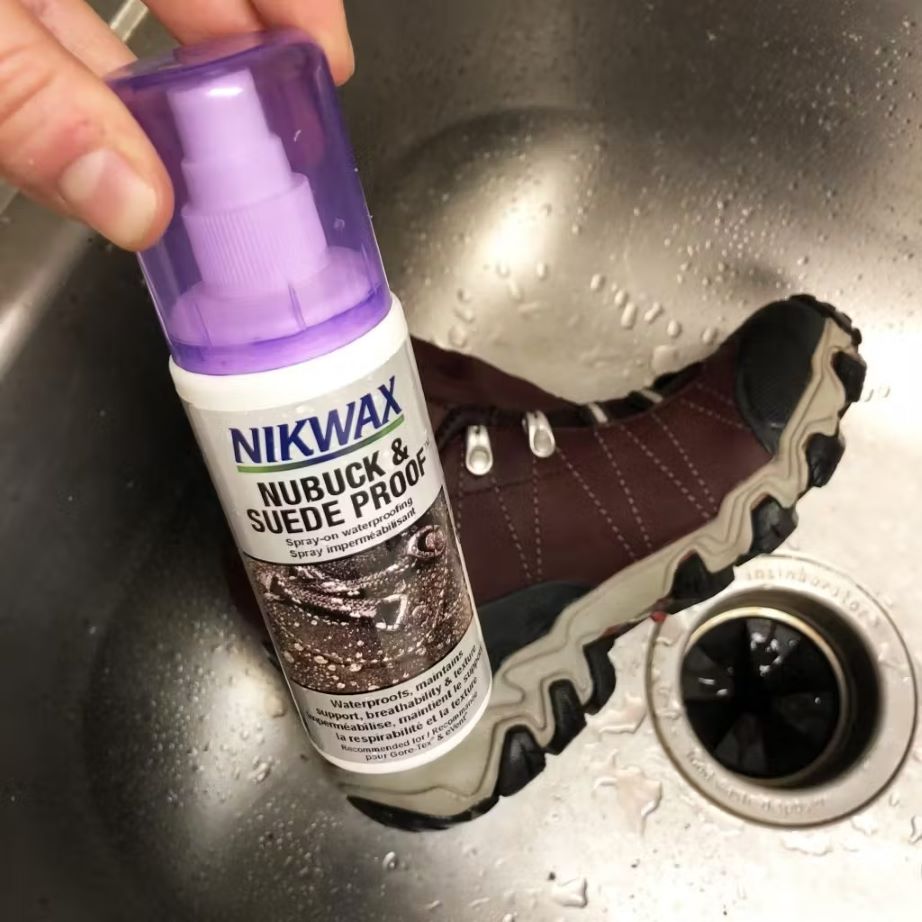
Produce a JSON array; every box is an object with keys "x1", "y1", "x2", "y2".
[{"x1": 0, "y1": 1, "x2": 172, "y2": 250}]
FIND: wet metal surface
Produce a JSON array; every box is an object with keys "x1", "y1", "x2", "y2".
[{"x1": 2, "y1": 1, "x2": 922, "y2": 919}]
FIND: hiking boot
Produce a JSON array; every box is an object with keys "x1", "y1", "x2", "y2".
[{"x1": 336, "y1": 294, "x2": 865, "y2": 829}]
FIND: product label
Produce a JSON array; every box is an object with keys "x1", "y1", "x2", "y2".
[{"x1": 187, "y1": 343, "x2": 491, "y2": 770}]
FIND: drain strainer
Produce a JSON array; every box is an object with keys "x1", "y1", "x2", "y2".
[
  {"x1": 648, "y1": 554, "x2": 916, "y2": 826},
  {"x1": 682, "y1": 609, "x2": 847, "y2": 785}
]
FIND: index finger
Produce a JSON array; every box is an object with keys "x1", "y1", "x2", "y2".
[
  {"x1": 251, "y1": 0, "x2": 353, "y2": 82},
  {"x1": 147, "y1": 0, "x2": 354, "y2": 84}
]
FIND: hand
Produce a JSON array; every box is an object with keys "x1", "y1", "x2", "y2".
[{"x1": 0, "y1": 0, "x2": 353, "y2": 250}]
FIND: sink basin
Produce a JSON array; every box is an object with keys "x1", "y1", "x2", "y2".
[{"x1": 2, "y1": 2, "x2": 920, "y2": 920}]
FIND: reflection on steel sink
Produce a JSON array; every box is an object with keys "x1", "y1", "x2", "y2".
[{"x1": 1, "y1": 1, "x2": 921, "y2": 920}]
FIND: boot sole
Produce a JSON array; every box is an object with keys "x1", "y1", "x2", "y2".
[{"x1": 343, "y1": 310, "x2": 865, "y2": 829}]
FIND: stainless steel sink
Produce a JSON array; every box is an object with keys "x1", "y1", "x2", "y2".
[{"x1": 2, "y1": 2, "x2": 920, "y2": 919}]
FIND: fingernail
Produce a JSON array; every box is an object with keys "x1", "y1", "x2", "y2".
[{"x1": 58, "y1": 149, "x2": 158, "y2": 249}]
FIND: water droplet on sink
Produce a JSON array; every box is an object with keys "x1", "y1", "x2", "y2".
[
  {"x1": 453, "y1": 303, "x2": 475, "y2": 323},
  {"x1": 501, "y1": 913, "x2": 516, "y2": 922},
  {"x1": 888, "y1": 790, "x2": 902, "y2": 807},
  {"x1": 644, "y1": 303, "x2": 663, "y2": 324},
  {"x1": 423, "y1": 899, "x2": 442, "y2": 912},
  {"x1": 597, "y1": 767, "x2": 662, "y2": 833},
  {"x1": 651, "y1": 345, "x2": 680, "y2": 375},
  {"x1": 551, "y1": 877, "x2": 588, "y2": 908},
  {"x1": 507, "y1": 278, "x2": 524, "y2": 302},
  {"x1": 876, "y1": 642, "x2": 903, "y2": 671},
  {"x1": 382, "y1": 851, "x2": 399, "y2": 871},
  {"x1": 910, "y1": 816, "x2": 922, "y2": 844},
  {"x1": 496, "y1": 262, "x2": 511, "y2": 278},
  {"x1": 571, "y1": 223, "x2": 583, "y2": 235},
  {"x1": 264, "y1": 692, "x2": 287, "y2": 719},
  {"x1": 456, "y1": 287, "x2": 472, "y2": 303},
  {"x1": 536, "y1": 261, "x2": 549, "y2": 280},
  {"x1": 701, "y1": 326, "x2": 719, "y2": 345},
  {"x1": 589, "y1": 273, "x2": 605, "y2": 292},
  {"x1": 248, "y1": 760, "x2": 271, "y2": 783},
  {"x1": 598, "y1": 695, "x2": 646, "y2": 734},
  {"x1": 781, "y1": 832, "x2": 833, "y2": 856},
  {"x1": 448, "y1": 324, "x2": 469, "y2": 349},
  {"x1": 666, "y1": 319, "x2": 682, "y2": 338},
  {"x1": 620, "y1": 302, "x2": 638, "y2": 329},
  {"x1": 517, "y1": 301, "x2": 542, "y2": 317},
  {"x1": 850, "y1": 813, "x2": 879, "y2": 836}
]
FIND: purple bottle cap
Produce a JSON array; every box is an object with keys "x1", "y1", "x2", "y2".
[{"x1": 109, "y1": 32, "x2": 390, "y2": 375}]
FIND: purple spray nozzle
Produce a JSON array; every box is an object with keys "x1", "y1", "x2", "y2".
[
  {"x1": 169, "y1": 69, "x2": 296, "y2": 210},
  {"x1": 108, "y1": 31, "x2": 389, "y2": 375},
  {"x1": 168, "y1": 67, "x2": 329, "y2": 295}
]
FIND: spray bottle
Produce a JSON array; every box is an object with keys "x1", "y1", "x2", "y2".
[{"x1": 109, "y1": 32, "x2": 491, "y2": 773}]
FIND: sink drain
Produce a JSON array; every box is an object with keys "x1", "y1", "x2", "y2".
[{"x1": 648, "y1": 555, "x2": 916, "y2": 826}]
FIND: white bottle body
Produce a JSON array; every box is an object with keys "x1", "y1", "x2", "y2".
[{"x1": 171, "y1": 297, "x2": 491, "y2": 773}]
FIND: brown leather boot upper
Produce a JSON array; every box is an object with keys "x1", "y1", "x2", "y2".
[{"x1": 415, "y1": 296, "x2": 846, "y2": 604}]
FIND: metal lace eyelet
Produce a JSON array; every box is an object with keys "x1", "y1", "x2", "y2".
[
  {"x1": 586, "y1": 402, "x2": 609, "y2": 424},
  {"x1": 523, "y1": 410, "x2": 556, "y2": 458},
  {"x1": 465, "y1": 425, "x2": 493, "y2": 475},
  {"x1": 638, "y1": 387, "x2": 664, "y2": 405}
]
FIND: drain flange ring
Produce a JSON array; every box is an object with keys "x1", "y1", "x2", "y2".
[{"x1": 647, "y1": 554, "x2": 916, "y2": 826}]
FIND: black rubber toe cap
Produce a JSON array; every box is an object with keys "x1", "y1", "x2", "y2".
[{"x1": 734, "y1": 297, "x2": 830, "y2": 453}]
